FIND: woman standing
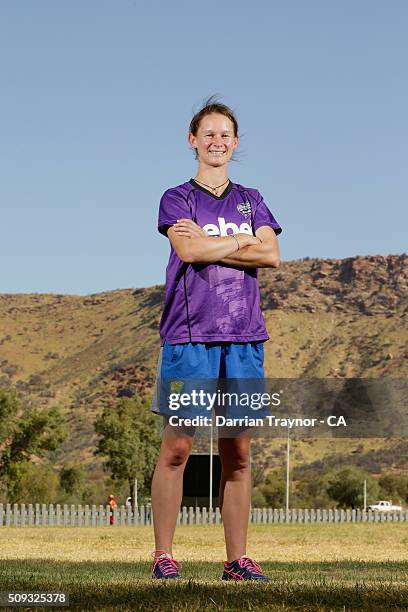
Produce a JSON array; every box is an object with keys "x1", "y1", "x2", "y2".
[{"x1": 151, "y1": 96, "x2": 282, "y2": 581}]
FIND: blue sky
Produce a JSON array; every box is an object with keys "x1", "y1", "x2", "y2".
[{"x1": 1, "y1": 1, "x2": 406, "y2": 295}]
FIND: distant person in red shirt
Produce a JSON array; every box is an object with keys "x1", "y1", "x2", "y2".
[{"x1": 108, "y1": 494, "x2": 117, "y2": 525}]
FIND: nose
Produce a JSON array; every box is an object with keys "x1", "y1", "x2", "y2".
[{"x1": 211, "y1": 135, "x2": 224, "y2": 147}]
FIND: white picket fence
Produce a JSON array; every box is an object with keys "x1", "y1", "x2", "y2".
[{"x1": 0, "y1": 504, "x2": 407, "y2": 527}]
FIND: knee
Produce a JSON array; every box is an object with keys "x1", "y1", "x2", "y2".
[
  {"x1": 221, "y1": 446, "x2": 250, "y2": 474},
  {"x1": 163, "y1": 439, "x2": 191, "y2": 469},
  {"x1": 229, "y1": 453, "x2": 250, "y2": 473}
]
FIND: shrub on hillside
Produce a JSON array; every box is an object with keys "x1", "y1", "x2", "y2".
[
  {"x1": 6, "y1": 461, "x2": 59, "y2": 504},
  {"x1": 258, "y1": 469, "x2": 286, "y2": 508},
  {"x1": 378, "y1": 473, "x2": 408, "y2": 504},
  {"x1": 252, "y1": 488, "x2": 267, "y2": 507},
  {"x1": 324, "y1": 466, "x2": 380, "y2": 509}
]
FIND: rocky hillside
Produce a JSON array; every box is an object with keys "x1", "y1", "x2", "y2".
[{"x1": 0, "y1": 253, "x2": 406, "y2": 474}]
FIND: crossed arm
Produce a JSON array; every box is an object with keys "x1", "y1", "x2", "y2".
[{"x1": 167, "y1": 218, "x2": 280, "y2": 269}]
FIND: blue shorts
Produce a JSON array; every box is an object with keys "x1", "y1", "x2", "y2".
[
  {"x1": 162, "y1": 341, "x2": 264, "y2": 380},
  {"x1": 151, "y1": 341, "x2": 267, "y2": 418}
]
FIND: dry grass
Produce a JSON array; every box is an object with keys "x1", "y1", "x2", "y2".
[
  {"x1": 1, "y1": 524, "x2": 407, "y2": 610},
  {"x1": 1, "y1": 523, "x2": 408, "y2": 563}
]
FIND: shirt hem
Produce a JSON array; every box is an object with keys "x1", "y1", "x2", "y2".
[{"x1": 161, "y1": 333, "x2": 269, "y2": 346}]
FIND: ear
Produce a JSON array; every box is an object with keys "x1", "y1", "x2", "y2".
[{"x1": 188, "y1": 132, "x2": 197, "y2": 148}]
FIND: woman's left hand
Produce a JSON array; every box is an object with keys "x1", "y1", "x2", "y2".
[{"x1": 173, "y1": 218, "x2": 207, "y2": 238}]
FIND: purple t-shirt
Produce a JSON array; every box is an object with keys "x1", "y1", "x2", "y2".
[{"x1": 158, "y1": 179, "x2": 282, "y2": 345}]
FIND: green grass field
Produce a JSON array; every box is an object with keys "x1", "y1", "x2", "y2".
[{"x1": 1, "y1": 524, "x2": 407, "y2": 611}]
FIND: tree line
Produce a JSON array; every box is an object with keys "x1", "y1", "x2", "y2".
[
  {"x1": 0, "y1": 388, "x2": 160, "y2": 506},
  {"x1": 1, "y1": 387, "x2": 407, "y2": 508}
]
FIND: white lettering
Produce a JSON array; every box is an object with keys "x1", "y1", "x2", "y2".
[
  {"x1": 204, "y1": 223, "x2": 220, "y2": 236},
  {"x1": 203, "y1": 217, "x2": 253, "y2": 236},
  {"x1": 219, "y1": 217, "x2": 239, "y2": 235},
  {"x1": 327, "y1": 416, "x2": 347, "y2": 427}
]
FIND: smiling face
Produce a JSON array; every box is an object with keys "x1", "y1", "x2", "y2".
[{"x1": 188, "y1": 113, "x2": 238, "y2": 168}]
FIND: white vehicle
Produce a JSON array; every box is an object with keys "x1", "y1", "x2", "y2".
[{"x1": 367, "y1": 500, "x2": 402, "y2": 512}]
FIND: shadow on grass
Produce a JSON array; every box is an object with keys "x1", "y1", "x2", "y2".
[{"x1": 0, "y1": 559, "x2": 407, "y2": 611}]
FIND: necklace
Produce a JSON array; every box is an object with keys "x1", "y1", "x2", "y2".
[{"x1": 194, "y1": 177, "x2": 230, "y2": 194}]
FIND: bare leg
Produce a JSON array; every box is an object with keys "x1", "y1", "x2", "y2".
[
  {"x1": 151, "y1": 419, "x2": 194, "y2": 557},
  {"x1": 218, "y1": 434, "x2": 252, "y2": 562}
]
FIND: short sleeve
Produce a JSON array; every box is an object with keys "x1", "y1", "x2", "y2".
[
  {"x1": 252, "y1": 191, "x2": 282, "y2": 236},
  {"x1": 158, "y1": 189, "x2": 192, "y2": 236}
]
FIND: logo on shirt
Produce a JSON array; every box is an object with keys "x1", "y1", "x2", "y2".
[
  {"x1": 237, "y1": 202, "x2": 252, "y2": 218},
  {"x1": 170, "y1": 380, "x2": 184, "y2": 394},
  {"x1": 203, "y1": 217, "x2": 253, "y2": 236}
]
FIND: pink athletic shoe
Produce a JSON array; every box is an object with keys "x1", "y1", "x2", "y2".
[{"x1": 151, "y1": 552, "x2": 181, "y2": 579}]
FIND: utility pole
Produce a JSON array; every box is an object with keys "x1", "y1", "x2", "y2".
[
  {"x1": 209, "y1": 419, "x2": 213, "y2": 512},
  {"x1": 249, "y1": 447, "x2": 252, "y2": 510},
  {"x1": 134, "y1": 477, "x2": 138, "y2": 510},
  {"x1": 363, "y1": 479, "x2": 367, "y2": 511},
  {"x1": 285, "y1": 430, "x2": 290, "y2": 518}
]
